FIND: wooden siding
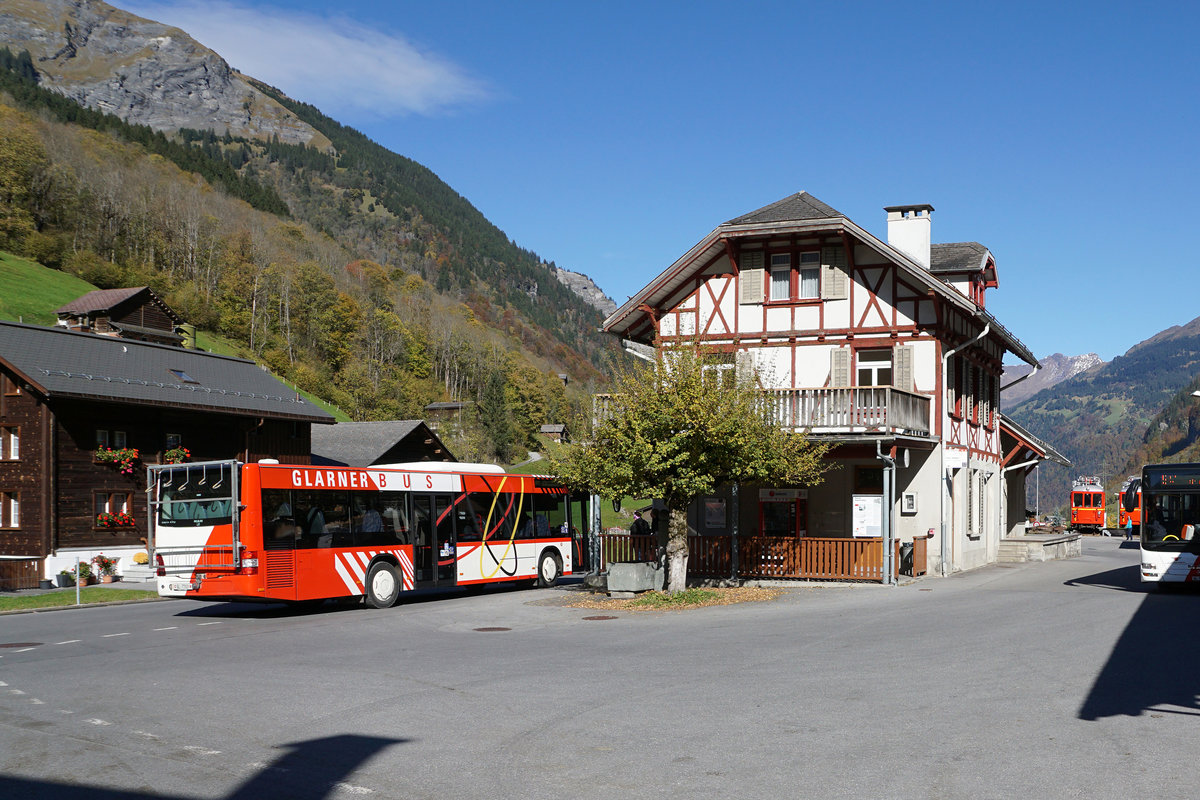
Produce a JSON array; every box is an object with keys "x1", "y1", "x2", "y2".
[{"x1": 0, "y1": 367, "x2": 48, "y2": 558}]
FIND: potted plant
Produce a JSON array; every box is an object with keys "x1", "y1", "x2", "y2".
[
  {"x1": 95, "y1": 446, "x2": 140, "y2": 475},
  {"x1": 92, "y1": 553, "x2": 117, "y2": 583},
  {"x1": 74, "y1": 561, "x2": 93, "y2": 585},
  {"x1": 96, "y1": 511, "x2": 136, "y2": 528},
  {"x1": 56, "y1": 568, "x2": 75, "y2": 588},
  {"x1": 163, "y1": 445, "x2": 191, "y2": 464}
]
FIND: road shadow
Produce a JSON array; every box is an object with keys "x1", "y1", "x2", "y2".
[
  {"x1": 1078, "y1": 586, "x2": 1200, "y2": 720},
  {"x1": 173, "y1": 577, "x2": 584, "y2": 618},
  {"x1": 0, "y1": 733, "x2": 406, "y2": 799},
  {"x1": 1064, "y1": 564, "x2": 1147, "y2": 593}
]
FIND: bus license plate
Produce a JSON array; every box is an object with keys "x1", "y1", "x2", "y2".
[{"x1": 169, "y1": 582, "x2": 194, "y2": 592}]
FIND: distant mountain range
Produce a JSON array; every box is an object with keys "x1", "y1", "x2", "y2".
[
  {"x1": 1005, "y1": 316, "x2": 1200, "y2": 512},
  {"x1": 1002, "y1": 352, "x2": 1105, "y2": 409}
]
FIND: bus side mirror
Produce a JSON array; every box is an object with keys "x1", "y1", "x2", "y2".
[{"x1": 1122, "y1": 480, "x2": 1140, "y2": 513}]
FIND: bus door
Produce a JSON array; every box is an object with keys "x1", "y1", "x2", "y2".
[
  {"x1": 411, "y1": 494, "x2": 457, "y2": 586},
  {"x1": 434, "y1": 494, "x2": 457, "y2": 584}
]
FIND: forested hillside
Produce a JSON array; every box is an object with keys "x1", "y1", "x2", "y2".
[
  {"x1": 1007, "y1": 317, "x2": 1200, "y2": 510},
  {"x1": 0, "y1": 47, "x2": 618, "y2": 463}
]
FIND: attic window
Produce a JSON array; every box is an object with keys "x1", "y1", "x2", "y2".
[{"x1": 168, "y1": 369, "x2": 199, "y2": 384}]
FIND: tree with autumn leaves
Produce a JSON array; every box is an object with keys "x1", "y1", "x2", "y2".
[{"x1": 551, "y1": 345, "x2": 830, "y2": 593}]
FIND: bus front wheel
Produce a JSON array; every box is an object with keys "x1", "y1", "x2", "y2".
[
  {"x1": 536, "y1": 551, "x2": 560, "y2": 588},
  {"x1": 365, "y1": 562, "x2": 401, "y2": 608}
]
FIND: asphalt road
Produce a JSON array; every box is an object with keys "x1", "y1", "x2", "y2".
[{"x1": 0, "y1": 538, "x2": 1195, "y2": 800}]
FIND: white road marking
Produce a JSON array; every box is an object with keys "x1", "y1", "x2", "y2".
[
  {"x1": 154, "y1": 627, "x2": 177, "y2": 631},
  {"x1": 102, "y1": 633, "x2": 130, "y2": 638},
  {"x1": 134, "y1": 731, "x2": 159, "y2": 740},
  {"x1": 54, "y1": 640, "x2": 81, "y2": 645},
  {"x1": 86, "y1": 718, "x2": 112, "y2": 726},
  {"x1": 30, "y1": 698, "x2": 43, "y2": 705},
  {"x1": 196, "y1": 622, "x2": 222, "y2": 626},
  {"x1": 10, "y1": 689, "x2": 26, "y2": 695},
  {"x1": 0, "y1": 681, "x2": 7, "y2": 686},
  {"x1": 14, "y1": 648, "x2": 35, "y2": 653}
]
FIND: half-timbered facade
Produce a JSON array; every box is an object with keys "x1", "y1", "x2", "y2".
[
  {"x1": 603, "y1": 192, "x2": 1044, "y2": 576},
  {"x1": 0, "y1": 321, "x2": 334, "y2": 582}
]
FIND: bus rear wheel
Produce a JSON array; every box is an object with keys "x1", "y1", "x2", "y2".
[
  {"x1": 536, "y1": 551, "x2": 560, "y2": 588},
  {"x1": 365, "y1": 562, "x2": 401, "y2": 608}
]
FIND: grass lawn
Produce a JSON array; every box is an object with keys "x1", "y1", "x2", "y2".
[
  {"x1": 0, "y1": 251, "x2": 97, "y2": 325},
  {"x1": 0, "y1": 586, "x2": 159, "y2": 612}
]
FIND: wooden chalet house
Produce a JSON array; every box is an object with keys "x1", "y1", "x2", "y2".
[
  {"x1": 0, "y1": 320, "x2": 334, "y2": 586},
  {"x1": 311, "y1": 421, "x2": 457, "y2": 467},
  {"x1": 602, "y1": 192, "x2": 1058, "y2": 578},
  {"x1": 55, "y1": 286, "x2": 187, "y2": 347}
]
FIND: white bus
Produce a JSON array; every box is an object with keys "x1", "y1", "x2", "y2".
[{"x1": 1122, "y1": 463, "x2": 1200, "y2": 584}]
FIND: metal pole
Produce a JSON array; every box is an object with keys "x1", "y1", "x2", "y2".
[
  {"x1": 731, "y1": 483, "x2": 739, "y2": 581},
  {"x1": 75, "y1": 559, "x2": 80, "y2": 605}
]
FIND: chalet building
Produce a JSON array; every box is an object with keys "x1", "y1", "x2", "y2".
[
  {"x1": 602, "y1": 192, "x2": 1064, "y2": 578},
  {"x1": 55, "y1": 286, "x2": 187, "y2": 347},
  {"x1": 311, "y1": 421, "x2": 456, "y2": 467},
  {"x1": 0, "y1": 320, "x2": 334, "y2": 584}
]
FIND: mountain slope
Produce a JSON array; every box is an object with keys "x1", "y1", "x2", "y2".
[
  {"x1": 0, "y1": 0, "x2": 327, "y2": 147},
  {"x1": 1007, "y1": 316, "x2": 1200, "y2": 507},
  {"x1": 1002, "y1": 352, "x2": 1105, "y2": 409}
]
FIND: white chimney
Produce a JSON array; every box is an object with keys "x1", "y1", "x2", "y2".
[{"x1": 884, "y1": 204, "x2": 934, "y2": 269}]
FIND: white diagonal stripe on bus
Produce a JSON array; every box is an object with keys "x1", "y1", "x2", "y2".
[
  {"x1": 398, "y1": 550, "x2": 414, "y2": 590},
  {"x1": 353, "y1": 551, "x2": 373, "y2": 571},
  {"x1": 343, "y1": 552, "x2": 368, "y2": 583},
  {"x1": 333, "y1": 554, "x2": 362, "y2": 594}
]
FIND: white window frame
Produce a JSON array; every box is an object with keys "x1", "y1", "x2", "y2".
[
  {"x1": 798, "y1": 251, "x2": 820, "y2": 299},
  {"x1": 0, "y1": 426, "x2": 16, "y2": 460},
  {"x1": 0, "y1": 491, "x2": 17, "y2": 529},
  {"x1": 769, "y1": 253, "x2": 791, "y2": 301},
  {"x1": 857, "y1": 350, "x2": 893, "y2": 387}
]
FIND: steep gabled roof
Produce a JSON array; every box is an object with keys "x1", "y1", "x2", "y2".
[
  {"x1": 0, "y1": 321, "x2": 333, "y2": 423},
  {"x1": 311, "y1": 420, "x2": 450, "y2": 466},
  {"x1": 725, "y1": 192, "x2": 844, "y2": 224},
  {"x1": 55, "y1": 286, "x2": 183, "y2": 323},
  {"x1": 602, "y1": 190, "x2": 1035, "y2": 366},
  {"x1": 1000, "y1": 414, "x2": 1070, "y2": 467},
  {"x1": 931, "y1": 242, "x2": 989, "y2": 274}
]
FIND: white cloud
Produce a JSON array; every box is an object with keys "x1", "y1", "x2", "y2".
[{"x1": 123, "y1": 1, "x2": 490, "y2": 117}]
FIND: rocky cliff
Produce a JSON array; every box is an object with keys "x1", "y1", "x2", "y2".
[
  {"x1": 552, "y1": 266, "x2": 617, "y2": 317},
  {"x1": 0, "y1": 0, "x2": 327, "y2": 147}
]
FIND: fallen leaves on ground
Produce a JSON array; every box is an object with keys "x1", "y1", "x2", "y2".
[{"x1": 564, "y1": 586, "x2": 782, "y2": 612}]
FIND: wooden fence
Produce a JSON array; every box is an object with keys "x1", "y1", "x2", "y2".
[{"x1": 598, "y1": 533, "x2": 934, "y2": 583}]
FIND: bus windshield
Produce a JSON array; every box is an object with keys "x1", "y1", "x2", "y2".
[
  {"x1": 157, "y1": 463, "x2": 235, "y2": 528},
  {"x1": 1143, "y1": 490, "x2": 1200, "y2": 551}
]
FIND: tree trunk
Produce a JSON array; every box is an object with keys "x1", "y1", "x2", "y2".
[{"x1": 666, "y1": 504, "x2": 689, "y2": 593}]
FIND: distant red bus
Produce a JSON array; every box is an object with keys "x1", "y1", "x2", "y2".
[
  {"x1": 149, "y1": 460, "x2": 579, "y2": 608},
  {"x1": 1070, "y1": 476, "x2": 1105, "y2": 533}
]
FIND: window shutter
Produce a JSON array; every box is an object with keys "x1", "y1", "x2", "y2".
[
  {"x1": 735, "y1": 350, "x2": 755, "y2": 384},
  {"x1": 894, "y1": 345, "x2": 914, "y2": 391},
  {"x1": 739, "y1": 250, "x2": 764, "y2": 304},
  {"x1": 831, "y1": 348, "x2": 851, "y2": 387},
  {"x1": 821, "y1": 245, "x2": 848, "y2": 300}
]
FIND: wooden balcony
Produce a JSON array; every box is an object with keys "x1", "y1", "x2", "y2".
[
  {"x1": 759, "y1": 386, "x2": 931, "y2": 437},
  {"x1": 595, "y1": 386, "x2": 930, "y2": 438}
]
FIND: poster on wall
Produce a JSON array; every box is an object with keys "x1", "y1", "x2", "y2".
[
  {"x1": 852, "y1": 494, "x2": 882, "y2": 538},
  {"x1": 704, "y1": 498, "x2": 727, "y2": 529}
]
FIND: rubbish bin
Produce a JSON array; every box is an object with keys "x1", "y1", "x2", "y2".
[{"x1": 900, "y1": 542, "x2": 914, "y2": 576}]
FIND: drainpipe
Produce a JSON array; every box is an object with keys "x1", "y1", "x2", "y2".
[
  {"x1": 876, "y1": 440, "x2": 895, "y2": 585},
  {"x1": 999, "y1": 364, "x2": 1039, "y2": 394},
  {"x1": 940, "y1": 322, "x2": 990, "y2": 576}
]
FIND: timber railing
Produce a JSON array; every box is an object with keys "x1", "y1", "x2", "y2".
[
  {"x1": 596, "y1": 386, "x2": 930, "y2": 436},
  {"x1": 597, "y1": 533, "x2": 920, "y2": 583}
]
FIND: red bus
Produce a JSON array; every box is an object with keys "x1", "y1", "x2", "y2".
[
  {"x1": 1070, "y1": 476, "x2": 1105, "y2": 533},
  {"x1": 149, "y1": 460, "x2": 580, "y2": 608},
  {"x1": 1117, "y1": 476, "x2": 1141, "y2": 529}
]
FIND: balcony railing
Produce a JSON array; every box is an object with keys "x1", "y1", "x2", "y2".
[
  {"x1": 596, "y1": 387, "x2": 931, "y2": 437},
  {"x1": 759, "y1": 386, "x2": 930, "y2": 436}
]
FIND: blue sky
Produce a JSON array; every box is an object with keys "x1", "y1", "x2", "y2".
[{"x1": 123, "y1": 1, "x2": 1200, "y2": 363}]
